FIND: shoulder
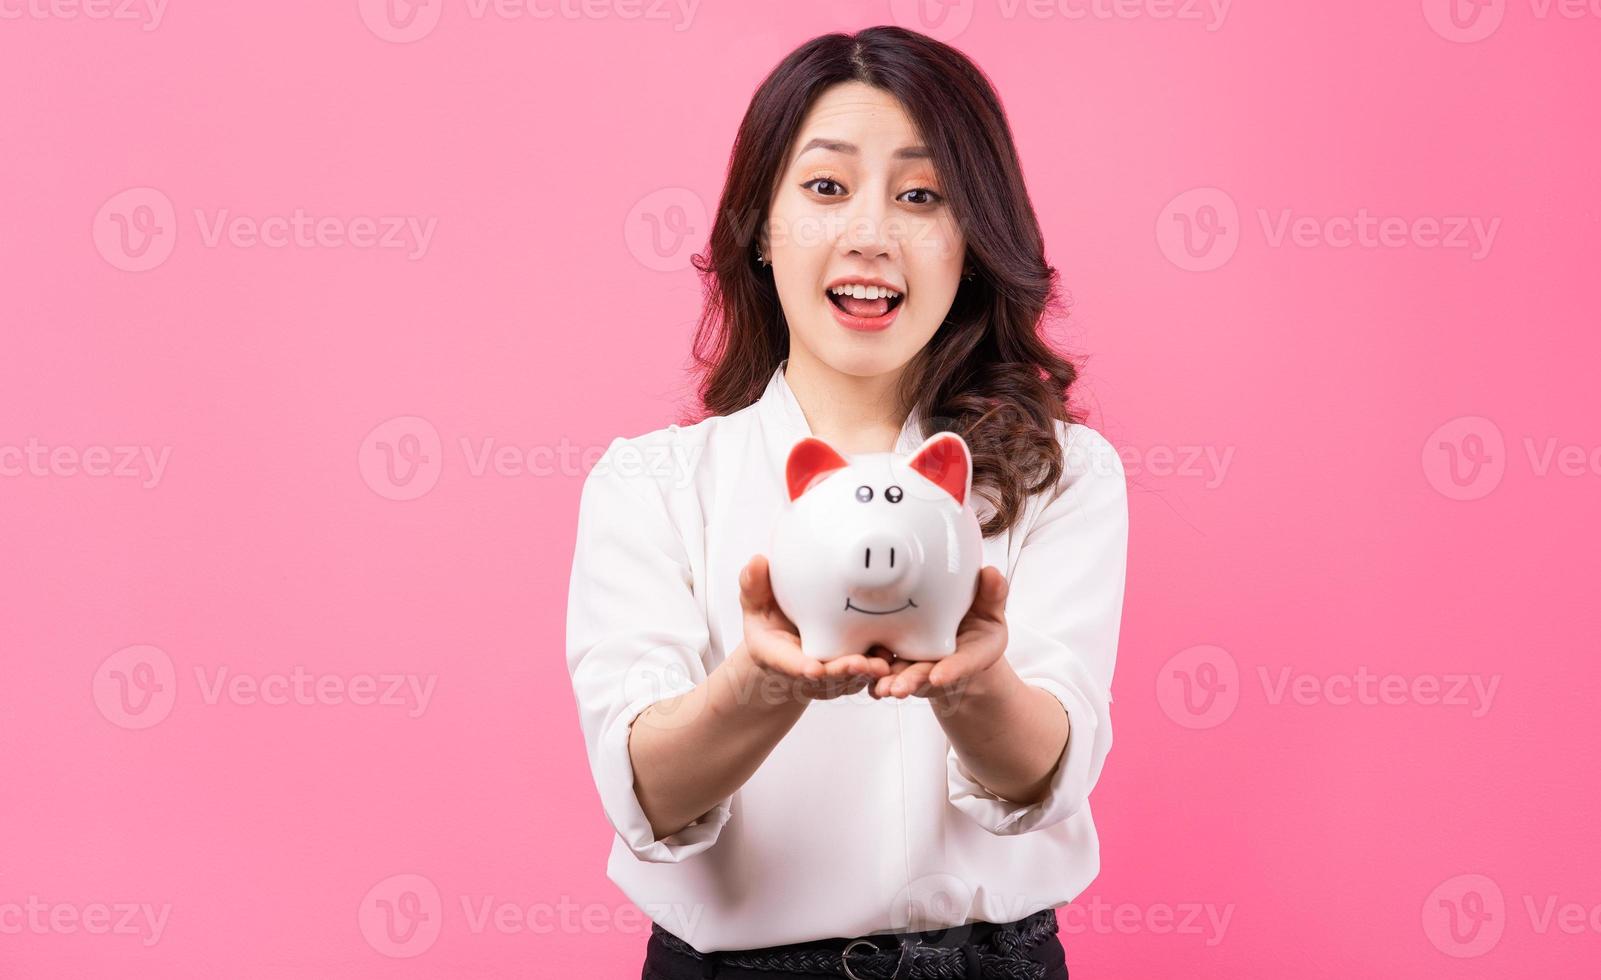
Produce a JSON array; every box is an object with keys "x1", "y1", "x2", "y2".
[
  {"x1": 1058, "y1": 421, "x2": 1124, "y2": 484},
  {"x1": 1037, "y1": 419, "x2": 1127, "y2": 512},
  {"x1": 585, "y1": 402, "x2": 757, "y2": 501}
]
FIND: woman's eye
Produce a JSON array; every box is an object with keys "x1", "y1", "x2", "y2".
[
  {"x1": 900, "y1": 188, "x2": 942, "y2": 206},
  {"x1": 803, "y1": 178, "x2": 846, "y2": 197}
]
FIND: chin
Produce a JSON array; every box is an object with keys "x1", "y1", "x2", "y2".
[
  {"x1": 804, "y1": 315, "x2": 930, "y2": 378},
  {"x1": 809, "y1": 341, "x2": 910, "y2": 379}
]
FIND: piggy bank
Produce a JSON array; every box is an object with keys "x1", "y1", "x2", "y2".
[{"x1": 768, "y1": 431, "x2": 984, "y2": 662}]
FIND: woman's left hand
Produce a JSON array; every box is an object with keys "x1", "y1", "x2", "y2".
[{"x1": 868, "y1": 565, "x2": 1009, "y2": 701}]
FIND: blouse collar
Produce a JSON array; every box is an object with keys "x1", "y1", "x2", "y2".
[{"x1": 756, "y1": 358, "x2": 927, "y2": 456}]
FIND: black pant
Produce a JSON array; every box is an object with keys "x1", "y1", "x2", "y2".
[{"x1": 641, "y1": 914, "x2": 1069, "y2": 980}]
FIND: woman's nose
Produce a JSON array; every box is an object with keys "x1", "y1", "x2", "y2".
[{"x1": 836, "y1": 200, "x2": 897, "y2": 259}]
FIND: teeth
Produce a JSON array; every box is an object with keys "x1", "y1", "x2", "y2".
[{"x1": 829, "y1": 284, "x2": 902, "y2": 300}]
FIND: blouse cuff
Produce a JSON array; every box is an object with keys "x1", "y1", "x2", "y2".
[
  {"x1": 945, "y1": 676, "x2": 1102, "y2": 836},
  {"x1": 599, "y1": 685, "x2": 734, "y2": 863}
]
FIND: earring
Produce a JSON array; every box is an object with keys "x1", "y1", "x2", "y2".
[{"x1": 755, "y1": 246, "x2": 769, "y2": 267}]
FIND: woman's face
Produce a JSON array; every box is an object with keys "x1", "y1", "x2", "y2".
[{"x1": 762, "y1": 81, "x2": 966, "y2": 379}]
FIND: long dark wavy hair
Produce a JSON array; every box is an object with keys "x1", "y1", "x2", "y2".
[{"x1": 683, "y1": 26, "x2": 1080, "y2": 538}]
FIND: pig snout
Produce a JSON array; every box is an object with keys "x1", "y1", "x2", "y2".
[{"x1": 842, "y1": 530, "x2": 913, "y2": 590}]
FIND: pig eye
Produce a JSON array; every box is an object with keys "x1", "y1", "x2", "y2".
[
  {"x1": 885, "y1": 485, "x2": 903, "y2": 503},
  {"x1": 855, "y1": 485, "x2": 873, "y2": 503}
]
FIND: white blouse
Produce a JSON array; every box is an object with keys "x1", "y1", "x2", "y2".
[{"x1": 565, "y1": 359, "x2": 1128, "y2": 953}]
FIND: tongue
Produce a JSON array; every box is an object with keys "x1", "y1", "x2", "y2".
[{"x1": 838, "y1": 295, "x2": 890, "y2": 319}]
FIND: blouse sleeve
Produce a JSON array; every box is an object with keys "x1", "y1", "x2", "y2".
[
  {"x1": 565, "y1": 434, "x2": 732, "y2": 863},
  {"x1": 947, "y1": 424, "x2": 1128, "y2": 836}
]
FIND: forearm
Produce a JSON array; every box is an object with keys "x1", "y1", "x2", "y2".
[
  {"x1": 933, "y1": 658, "x2": 1069, "y2": 806},
  {"x1": 628, "y1": 641, "x2": 808, "y2": 841}
]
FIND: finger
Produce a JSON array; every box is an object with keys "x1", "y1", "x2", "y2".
[
  {"x1": 969, "y1": 566, "x2": 1009, "y2": 621},
  {"x1": 737, "y1": 556, "x2": 763, "y2": 612},
  {"x1": 827, "y1": 653, "x2": 891, "y2": 679},
  {"x1": 927, "y1": 652, "x2": 975, "y2": 689},
  {"x1": 889, "y1": 662, "x2": 935, "y2": 697},
  {"x1": 752, "y1": 637, "x2": 825, "y2": 683},
  {"x1": 836, "y1": 676, "x2": 869, "y2": 698},
  {"x1": 811, "y1": 672, "x2": 867, "y2": 701},
  {"x1": 881, "y1": 657, "x2": 917, "y2": 677},
  {"x1": 740, "y1": 557, "x2": 803, "y2": 633},
  {"x1": 738, "y1": 554, "x2": 771, "y2": 605}
]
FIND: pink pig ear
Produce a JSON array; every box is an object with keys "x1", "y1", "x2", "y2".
[
  {"x1": 906, "y1": 432, "x2": 972, "y2": 506},
  {"x1": 785, "y1": 437, "x2": 850, "y2": 501}
]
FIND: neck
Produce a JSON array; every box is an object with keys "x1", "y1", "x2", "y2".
[{"x1": 783, "y1": 346, "x2": 909, "y2": 454}]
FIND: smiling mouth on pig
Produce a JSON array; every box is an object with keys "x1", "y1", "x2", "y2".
[{"x1": 844, "y1": 598, "x2": 919, "y2": 615}]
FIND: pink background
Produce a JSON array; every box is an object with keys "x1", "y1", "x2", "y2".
[{"x1": 3, "y1": 1, "x2": 1598, "y2": 976}]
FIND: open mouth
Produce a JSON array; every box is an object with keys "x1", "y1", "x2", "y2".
[
  {"x1": 826, "y1": 285, "x2": 905, "y2": 321},
  {"x1": 844, "y1": 597, "x2": 918, "y2": 615}
]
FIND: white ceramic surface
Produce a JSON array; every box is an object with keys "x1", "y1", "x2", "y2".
[{"x1": 768, "y1": 431, "x2": 984, "y2": 661}]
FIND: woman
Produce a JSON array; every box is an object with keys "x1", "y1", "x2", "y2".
[{"x1": 566, "y1": 26, "x2": 1127, "y2": 980}]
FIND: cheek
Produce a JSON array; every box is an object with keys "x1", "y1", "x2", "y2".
[
  {"x1": 766, "y1": 191, "x2": 838, "y2": 259},
  {"x1": 767, "y1": 239, "x2": 827, "y2": 321},
  {"x1": 904, "y1": 222, "x2": 965, "y2": 277}
]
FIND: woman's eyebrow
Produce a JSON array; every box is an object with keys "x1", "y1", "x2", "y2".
[{"x1": 797, "y1": 138, "x2": 932, "y2": 160}]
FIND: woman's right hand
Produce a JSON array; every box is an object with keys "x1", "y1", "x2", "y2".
[{"x1": 737, "y1": 554, "x2": 890, "y2": 702}]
